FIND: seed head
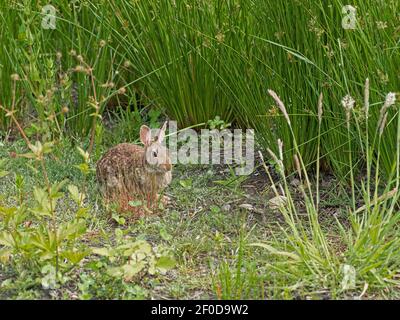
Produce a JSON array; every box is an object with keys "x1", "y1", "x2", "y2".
[
  {"x1": 379, "y1": 113, "x2": 388, "y2": 136},
  {"x1": 364, "y1": 78, "x2": 370, "y2": 118},
  {"x1": 342, "y1": 94, "x2": 355, "y2": 125},
  {"x1": 378, "y1": 92, "x2": 396, "y2": 135},
  {"x1": 76, "y1": 55, "x2": 84, "y2": 63},
  {"x1": 118, "y1": 87, "x2": 126, "y2": 95},
  {"x1": 317, "y1": 92, "x2": 323, "y2": 124},
  {"x1": 215, "y1": 32, "x2": 225, "y2": 43},
  {"x1": 294, "y1": 154, "x2": 302, "y2": 179},
  {"x1": 74, "y1": 65, "x2": 85, "y2": 72},
  {"x1": 268, "y1": 89, "x2": 291, "y2": 126},
  {"x1": 61, "y1": 106, "x2": 69, "y2": 114},
  {"x1": 101, "y1": 82, "x2": 115, "y2": 88},
  {"x1": 11, "y1": 74, "x2": 20, "y2": 81},
  {"x1": 85, "y1": 67, "x2": 93, "y2": 75},
  {"x1": 341, "y1": 94, "x2": 355, "y2": 111},
  {"x1": 384, "y1": 92, "x2": 396, "y2": 109}
]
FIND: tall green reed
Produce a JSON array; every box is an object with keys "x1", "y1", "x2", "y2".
[{"x1": 1, "y1": 0, "x2": 399, "y2": 179}]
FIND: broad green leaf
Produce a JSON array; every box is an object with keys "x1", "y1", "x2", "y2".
[
  {"x1": 112, "y1": 213, "x2": 125, "y2": 225},
  {"x1": 0, "y1": 170, "x2": 9, "y2": 178},
  {"x1": 123, "y1": 240, "x2": 152, "y2": 257},
  {"x1": 68, "y1": 184, "x2": 85, "y2": 204},
  {"x1": 32, "y1": 186, "x2": 52, "y2": 217},
  {"x1": 122, "y1": 262, "x2": 145, "y2": 281},
  {"x1": 155, "y1": 256, "x2": 176, "y2": 272},
  {"x1": 74, "y1": 163, "x2": 91, "y2": 175},
  {"x1": 107, "y1": 266, "x2": 123, "y2": 278},
  {"x1": 0, "y1": 248, "x2": 12, "y2": 264},
  {"x1": 92, "y1": 247, "x2": 111, "y2": 257},
  {"x1": 62, "y1": 250, "x2": 89, "y2": 265},
  {"x1": 57, "y1": 220, "x2": 86, "y2": 241},
  {"x1": 76, "y1": 207, "x2": 89, "y2": 219},
  {"x1": 0, "y1": 231, "x2": 16, "y2": 247}
]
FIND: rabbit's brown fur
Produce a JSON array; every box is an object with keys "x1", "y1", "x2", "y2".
[{"x1": 96, "y1": 123, "x2": 172, "y2": 216}]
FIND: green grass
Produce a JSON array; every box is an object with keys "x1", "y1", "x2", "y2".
[
  {"x1": 0, "y1": 138, "x2": 263, "y2": 299},
  {"x1": 103, "y1": 0, "x2": 399, "y2": 177},
  {"x1": 1, "y1": 0, "x2": 399, "y2": 177},
  {"x1": 0, "y1": 1, "x2": 125, "y2": 136},
  {"x1": 1, "y1": 129, "x2": 400, "y2": 299},
  {"x1": 1, "y1": 0, "x2": 400, "y2": 300}
]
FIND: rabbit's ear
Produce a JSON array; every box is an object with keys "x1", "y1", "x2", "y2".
[
  {"x1": 157, "y1": 121, "x2": 167, "y2": 142},
  {"x1": 140, "y1": 125, "x2": 152, "y2": 146}
]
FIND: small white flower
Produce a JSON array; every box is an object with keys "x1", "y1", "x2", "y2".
[
  {"x1": 341, "y1": 94, "x2": 355, "y2": 111},
  {"x1": 384, "y1": 92, "x2": 396, "y2": 108},
  {"x1": 376, "y1": 21, "x2": 388, "y2": 29},
  {"x1": 378, "y1": 92, "x2": 396, "y2": 136}
]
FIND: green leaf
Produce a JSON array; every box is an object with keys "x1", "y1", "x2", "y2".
[
  {"x1": 160, "y1": 227, "x2": 172, "y2": 241},
  {"x1": 28, "y1": 141, "x2": 42, "y2": 157},
  {"x1": 32, "y1": 186, "x2": 52, "y2": 217},
  {"x1": 76, "y1": 207, "x2": 89, "y2": 219},
  {"x1": 92, "y1": 247, "x2": 111, "y2": 257},
  {"x1": 68, "y1": 184, "x2": 85, "y2": 204},
  {"x1": 107, "y1": 266, "x2": 123, "y2": 278},
  {"x1": 179, "y1": 179, "x2": 192, "y2": 189},
  {"x1": 42, "y1": 141, "x2": 54, "y2": 154},
  {"x1": 50, "y1": 179, "x2": 68, "y2": 197},
  {"x1": 123, "y1": 240, "x2": 152, "y2": 257},
  {"x1": 122, "y1": 262, "x2": 145, "y2": 281},
  {"x1": 0, "y1": 231, "x2": 17, "y2": 247},
  {"x1": 0, "y1": 248, "x2": 12, "y2": 264},
  {"x1": 74, "y1": 163, "x2": 91, "y2": 175},
  {"x1": 128, "y1": 200, "x2": 142, "y2": 207},
  {"x1": 0, "y1": 170, "x2": 9, "y2": 178},
  {"x1": 57, "y1": 220, "x2": 86, "y2": 241},
  {"x1": 115, "y1": 228, "x2": 124, "y2": 240},
  {"x1": 41, "y1": 264, "x2": 57, "y2": 290},
  {"x1": 62, "y1": 250, "x2": 89, "y2": 265},
  {"x1": 112, "y1": 213, "x2": 126, "y2": 225},
  {"x1": 17, "y1": 24, "x2": 26, "y2": 41},
  {"x1": 155, "y1": 256, "x2": 176, "y2": 272}
]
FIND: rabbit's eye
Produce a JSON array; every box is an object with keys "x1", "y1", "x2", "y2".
[{"x1": 153, "y1": 151, "x2": 157, "y2": 157}]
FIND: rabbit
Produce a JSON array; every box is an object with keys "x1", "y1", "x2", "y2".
[{"x1": 96, "y1": 122, "x2": 172, "y2": 213}]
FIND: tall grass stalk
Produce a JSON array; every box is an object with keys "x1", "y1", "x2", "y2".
[{"x1": 255, "y1": 87, "x2": 400, "y2": 296}]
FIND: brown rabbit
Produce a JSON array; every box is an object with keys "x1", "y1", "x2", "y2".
[{"x1": 96, "y1": 122, "x2": 172, "y2": 214}]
